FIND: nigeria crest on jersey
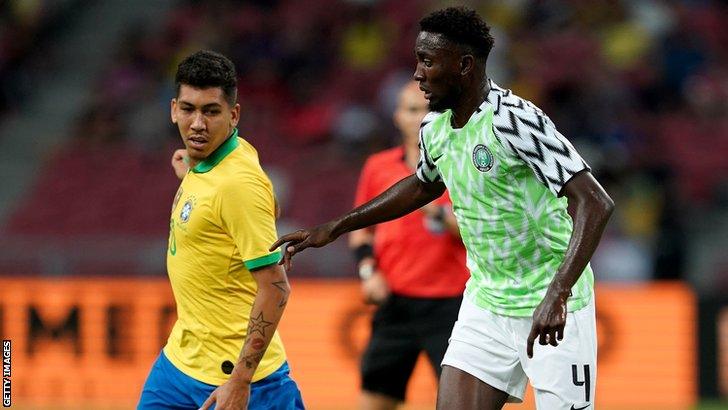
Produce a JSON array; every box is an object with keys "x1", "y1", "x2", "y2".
[{"x1": 472, "y1": 144, "x2": 494, "y2": 172}]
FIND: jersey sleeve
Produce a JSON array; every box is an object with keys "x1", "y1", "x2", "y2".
[
  {"x1": 217, "y1": 174, "x2": 280, "y2": 271},
  {"x1": 415, "y1": 117, "x2": 442, "y2": 184},
  {"x1": 493, "y1": 107, "x2": 590, "y2": 196}
]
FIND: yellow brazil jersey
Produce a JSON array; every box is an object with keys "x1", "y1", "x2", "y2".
[{"x1": 163, "y1": 129, "x2": 285, "y2": 386}]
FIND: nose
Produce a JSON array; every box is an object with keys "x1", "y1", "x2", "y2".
[
  {"x1": 191, "y1": 112, "x2": 205, "y2": 132},
  {"x1": 413, "y1": 63, "x2": 425, "y2": 82}
]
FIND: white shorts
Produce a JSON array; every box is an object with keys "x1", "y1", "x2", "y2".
[{"x1": 442, "y1": 295, "x2": 597, "y2": 410}]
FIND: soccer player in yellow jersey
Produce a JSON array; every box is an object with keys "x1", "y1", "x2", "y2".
[{"x1": 138, "y1": 50, "x2": 304, "y2": 410}]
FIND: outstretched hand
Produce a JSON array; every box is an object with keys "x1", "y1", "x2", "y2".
[
  {"x1": 269, "y1": 221, "x2": 339, "y2": 271},
  {"x1": 526, "y1": 292, "x2": 567, "y2": 358}
]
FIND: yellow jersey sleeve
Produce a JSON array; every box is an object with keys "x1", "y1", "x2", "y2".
[{"x1": 216, "y1": 174, "x2": 280, "y2": 270}]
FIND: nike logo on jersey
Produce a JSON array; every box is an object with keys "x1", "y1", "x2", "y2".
[{"x1": 570, "y1": 404, "x2": 591, "y2": 410}]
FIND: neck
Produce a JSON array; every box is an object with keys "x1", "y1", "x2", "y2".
[{"x1": 450, "y1": 77, "x2": 489, "y2": 128}]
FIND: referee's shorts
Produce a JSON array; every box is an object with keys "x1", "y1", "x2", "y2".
[{"x1": 361, "y1": 294, "x2": 462, "y2": 401}]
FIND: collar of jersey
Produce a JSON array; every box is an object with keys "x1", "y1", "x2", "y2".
[
  {"x1": 444, "y1": 80, "x2": 495, "y2": 131},
  {"x1": 482, "y1": 78, "x2": 503, "y2": 111},
  {"x1": 192, "y1": 128, "x2": 239, "y2": 173}
]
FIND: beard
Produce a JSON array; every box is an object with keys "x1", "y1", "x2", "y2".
[
  {"x1": 427, "y1": 98, "x2": 446, "y2": 112},
  {"x1": 427, "y1": 84, "x2": 463, "y2": 112}
]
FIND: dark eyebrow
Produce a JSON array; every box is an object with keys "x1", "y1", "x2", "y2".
[{"x1": 178, "y1": 101, "x2": 222, "y2": 109}]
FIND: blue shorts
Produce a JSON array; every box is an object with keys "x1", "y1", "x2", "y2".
[{"x1": 138, "y1": 351, "x2": 304, "y2": 409}]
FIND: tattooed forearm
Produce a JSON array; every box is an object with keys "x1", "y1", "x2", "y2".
[
  {"x1": 230, "y1": 264, "x2": 289, "y2": 383},
  {"x1": 242, "y1": 351, "x2": 265, "y2": 369},
  {"x1": 241, "y1": 336, "x2": 264, "y2": 350},
  {"x1": 272, "y1": 280, "x2": 290, "y2": 308},
  {"x1": 248, "y1": 311, "x2": 273, "y2": 337}
]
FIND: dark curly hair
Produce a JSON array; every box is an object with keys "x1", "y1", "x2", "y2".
[
  {"x1": 419, "y1": 7, "x2": 495, "y2": 63},
  {"x1": 175, "y1": 50, "x2": 237, "y2": 105}
]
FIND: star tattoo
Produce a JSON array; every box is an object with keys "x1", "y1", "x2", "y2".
[{"x1": 248, "y1": 311, "x2": 273, "y2": 337}]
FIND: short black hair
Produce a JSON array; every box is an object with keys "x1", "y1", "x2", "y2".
[
  {"x1": 175, "y1": 50, "x2": 237, "y2": 105},
  {"x1": 419, "y1": 7, "x2": 495, "y2": 63}
]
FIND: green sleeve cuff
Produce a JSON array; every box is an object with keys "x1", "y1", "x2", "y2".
[{"x1": 244, "y1": 250, "x2": 281, "y2": 271}]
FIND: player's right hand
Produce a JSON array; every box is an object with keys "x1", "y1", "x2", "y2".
[
  {"x1": 198, "y1": 377, "x2": 250, "y2": 410},
  {"x1": 171, "y1": 149, "x2": 189, "y2": 180},
  {"x1": 270, "y1": 221, "x2": 339, "y2": 271}
]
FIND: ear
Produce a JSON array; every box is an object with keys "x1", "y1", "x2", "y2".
[
  {"x1": 170, "y1": 99, "x2": 178, "y2": 124},
  {"x1": 460, "y1": 55, "x2": 475, "y2": 76},
  {"x1": 230, "y1": 103, "x2": 241, "y2": 128}
]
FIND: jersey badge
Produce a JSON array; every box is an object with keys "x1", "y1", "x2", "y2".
[
  {"x1": 180, "y1": 198, "x2": 195, "y2": 223},
  {"x1": 472, "y1": 144, "x2": 494, "y2": 172}
]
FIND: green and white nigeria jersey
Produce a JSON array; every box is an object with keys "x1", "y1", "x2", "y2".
[{"x1": 416, "y1": 80, "x2": 594, "y2": 317}]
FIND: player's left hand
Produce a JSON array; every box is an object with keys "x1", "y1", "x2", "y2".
[
  {"x1": 199, "y1": 377, "x2": 250, "y2": 410},
  {"x1": 171, "y1": 149, "x2": 190, "y2": 180},
  {"x1": 526, "y1": 291, "x2": 567, "y2": 358}
]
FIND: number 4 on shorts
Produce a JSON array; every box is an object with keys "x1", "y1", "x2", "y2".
[{"x1": 571, "y1": 364, "x2": 591, "y2": 402}]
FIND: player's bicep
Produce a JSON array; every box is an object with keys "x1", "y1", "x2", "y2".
[
  {"x1": 420, "y1": 177, "x2": 446, "y2": 199},
  {"x1": 562, "y1": 170, "x2": 613, "y2": 212},
  {"x1": 249, "y1": 262, "x2": 287, "y2": 282}
]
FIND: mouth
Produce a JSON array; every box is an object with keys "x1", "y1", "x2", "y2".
[
  {"x1": 187, "y1": 135, "x2": 208, "y2": 150},
  {"x1": 419, "y1": 85, "x2": 432, "y2": 100}
]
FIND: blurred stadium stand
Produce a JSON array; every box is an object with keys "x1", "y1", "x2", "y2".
[
  {"x1": 0, "y1": 0, "x2": 727, "y2": 407},
  {"x1": 1, "y1": 0, "x2": 726, "y2": 285},
  {"x1": 0, "y1": 0, "x2": 728, "y2": 291}
]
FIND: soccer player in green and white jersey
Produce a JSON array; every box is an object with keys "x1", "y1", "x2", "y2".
[{"x1": 271, "y1": 7, "x2": 614, "y2": 410}]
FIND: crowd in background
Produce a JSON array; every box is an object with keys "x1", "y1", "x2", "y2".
[
  {"x1": 1, "y1": 0, "x2": 727, "y2": 289},
  {"x1": 0, "y1": 0, "x2": 76, "y2": 115}
]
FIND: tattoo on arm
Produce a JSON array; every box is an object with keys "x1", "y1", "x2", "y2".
[
  {"x1": 271, "y1": 280, "x2": 289, "y2": 308},
  {"x1": 248, "y1": 312, "x2": 273, "y2": 337},
  {"x1": 234, "y1": 278, "x2": 288, "y2": 379},
  {"x1": 242, "y1": 351, "x2": 265, "y2": 369}
]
